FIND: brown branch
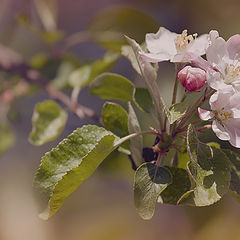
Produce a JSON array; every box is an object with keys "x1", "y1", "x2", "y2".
[{"x1": 0, "y1": 44, "x2": 97, "y2": 120}]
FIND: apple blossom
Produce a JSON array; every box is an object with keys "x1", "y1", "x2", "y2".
[
  {"x1": 198, "y1": 90, "x2": 240, "y2": 148},
  {"x1": 140, "y1": 27, "x2": 209, "y2": 63},
  {"x1": 177, "y1": 66, "x2": 206, "y2": 92},
  {"x1": 206, "y1": 31, "x2": 240, "y2": 92}
]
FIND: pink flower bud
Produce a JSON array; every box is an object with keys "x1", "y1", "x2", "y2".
[{"x1": 177, "y1": 66, "x2": 206, "y2": 92}]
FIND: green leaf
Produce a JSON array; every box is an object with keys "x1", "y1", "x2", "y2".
[
  {"x1": 0, "y1": 124, "x2": 15, "y2": 156},
  {"x1": 51, "y1": 61, "x2": 75, "y2": 89},
  {"x1": 102, "y1": 102, "x2": 128, "y2": 138},
  {"x1": 29, "y1": 100, "x2": 67, "y2": 146},
  {"x1": 133, "y1": 88, "x2": 154, "y2": 113},
  {"x1": 128, "y1": 103, "x2": 143, "y2": 167},
  {"x1": 88, "y1": 7, "x2": 158, "y2": 51},
  {"x1": 68, "y1": 52, "x2": 119, "y2": 88},
  {"x1": 121, "y1": 45, "x2": 141, "y2": 75},
  {"x1": 134, "y1": 163, "x2": 171, "y2": 220},
  {"x1": 159, "y1": 167, "x2": 191, "y2": 204},
  {"x1": 89, "y1": 73, "x2": 134, "y2": 101},
  {"x1": 125, "y1": 36, "x2": 165, "y2": 117},
  {"x1": 222, "y1": 150, "x2": 240, "y2": 196},
  {"x1": 179, "y1": 125, "x2": 231, "y2": 206},
  {"x1": 34, "y1": 125, "x2": 119, "y2": 219},
  {"x1": 177, "y1": 150, "x2": 190, "y2": 170}
]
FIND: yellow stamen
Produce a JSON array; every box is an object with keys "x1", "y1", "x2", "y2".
[{"x1": 174, "y1": 29, "x2": 197, "y2": 52}]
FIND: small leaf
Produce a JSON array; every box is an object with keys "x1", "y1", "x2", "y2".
[
  {"x1": 34, "y1": 125, "x2": 119, "y2": 219},
  {"x1": 0, "y1": 124, "x2": 15, "y2": 156},
  {"x1": 68, "y1": 52, "x2": 119, "y2": 88},
  {"x1": 181, "y1": 125, "x2": 231, "y2": 206},
  {"x1": 125, "y1": 36, "x2": 165, "y2": 117},
  {"x1": 29, "y1": 100, "x2": 67, "y2": 146},
  {"x1": 88, "y1": 7, "x2": 158, "y2": 51},
  {"x1": 68, "y1": 65, "x2": 91, "y2": 88},
  {"x1": 89, "y1": 73, "x2": 134, "y2": 101},
  {"x1": 102, "y1": 102, "x2": 128, "y2": 137},
  {"x1": 121, "y1": 45, "x2": 141, "y2": 75},
  {"x1": 222, "y1": 150, "x2": 240, "y2": 196},
  {"x1": 160, "y1": 167, "x2": 191, "y2": 204},
  {"x1": 51, "y1": 61, "x2": 75, "y2": 89},
  {"x1": 128, "y1": 103, "x2": 143, "y2": 166},
  {"x1": 133, "y1": 88, "x2": 154, "y2": 113},
  {"x1": 164, "y1": 101, "x2": 188, "y2": 125},
  {"x1": 134, "y1": 163, "x2": 171, "y2": 220}
]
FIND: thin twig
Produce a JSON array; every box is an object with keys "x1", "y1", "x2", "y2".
[{"x1": 0, "y1": 44, "x2": 97, "y2": 120}]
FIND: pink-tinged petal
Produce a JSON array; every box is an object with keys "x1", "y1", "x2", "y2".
[
  {"x1": 226, "y1": 34, "x2": 240, "y2": 60},
  {"x1": 198, "y1": 107, "x2": 213, "y2": 121},
  {"x1": 231, "y1": 108, "x2": 240, "y2": 118},
  {"x1": 225, "y1": 119, "x2": 240, "y2": 147},
  {"x1": 212, "y1": 120, "x2": 230, "y2": 141},
  {"x1": 145, "y1": 27, "x2": 177, "y2": 56},
  {"x1": 172, "y1": 52, "x2": 196, "y2": 63},
  {"x1": 206, "y1": 37, "x2": 228, "y2": 71},
  {"x1": 191, "y1": 56, "x2": 214, "y2": 71},
  {"x1": 187, "y1": 34, "x2": 209, "y2": 56},
  {"x1": 206, "y1": 68, "x2": 224, "y2": 91},
  {"x1": 209, "y1": 90, "x2": 232, "y2": 110},
  {"x1": 139, "y1": 51, "x2": 171, "y2": 63},
  {"x1": 209, "y1": 30, "x2": 219, "y2": 44}
]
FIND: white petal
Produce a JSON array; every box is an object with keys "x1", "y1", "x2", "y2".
[
  {"x1": 209, "y1": 30, "x2": 219, "y2": 44},
  {"x1": 206, "y1": 68, "x2": 224, "y2": 91},
  {"x1": 212, "y1": 120, "x2": 230, "y2": 141},
  {"x1": 145, "y1": 27, "x2": 177, "y2": 56},
  {"x1": 226, "y1": 34, "x2": 240, "y2": 60},
  {"x1": 225, "y1": 119, "x2": 240, "y2": 147},
  {"x1": 231, "y1": 108, "x2": 240, "y2": 118},
  {"x1": 206, "y1": 37, "x2": 228, "y2": 72},
  {"x1": 139, "y1": 51, "x2": 171, "y2": 63},
  {"x1": 198, "y1": 107, "x2": 213, "y2": 121},
  {"x1": 187, "y1": 34, "x2": 209, "y2": 56},
  {"x1": 209, "y1": 90, "x2": 232, "y2": 110}
]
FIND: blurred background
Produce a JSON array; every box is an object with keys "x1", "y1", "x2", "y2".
[{"x1": 1, "y1": 0, "x2": 240, "y2": 239}]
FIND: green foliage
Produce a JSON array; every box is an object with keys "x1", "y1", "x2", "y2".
[
  {"x1": 89, "y1": 73, "x2": 134, "y2": 101},
  {"x1": 159, "y1": 167, "x2": 191, "y2": 204},
  {"x1": 29, "y1": 100, "x2": 67, "y2": 146},
  {"x1": 134, "y1": 163, "x2": 171, "y2": 220},
  {"x1": 164, "y1": 101, "x2": 188, "y2": 124},
  {"x1": 34, "y1": 125, "x2": 119, "y2": 219},
  {"x1": 179, "y1": 125, "x2": 231, "y2": 206},
  {"x1": 88, "y1": 7, "x2": 159, "y2": 51},
  {"x1": 222, "y1": 150, "x2": 240, "y2": 197},
  {"x1": 0, "y1": 124, "x2": 15, "y2": 156},
  {"x1": 68, "y1": 52, "x2": 119, "y2": 89},
  {"x1": 133, "y1": 88, "x2": 154, "y2": 113},
  {"x1": 102, "y1": 102, "x2": 128, "y2": 138},
  {"x1": 128, "y1": 103, "x2": 143, "y2": 167}
]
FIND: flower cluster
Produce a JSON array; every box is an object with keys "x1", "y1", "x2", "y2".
[{"x1": 141, "y1": 27, "x2": 240, "y2": 148}]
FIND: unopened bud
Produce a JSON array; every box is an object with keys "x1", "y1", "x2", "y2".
[{"x1": 177, "y1": 66, "x2": 206, "y2": 92}]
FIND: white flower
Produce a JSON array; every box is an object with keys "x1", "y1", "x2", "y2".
[
  {"x1": 140, "y1": 27, "x2": 209, "y2": 63},
  {"x1": 206, "y1": 31, "x2": 240, "y2": 92},
  {"x1": 198, "y1": 90, "x2": 240, "y2": 148}
]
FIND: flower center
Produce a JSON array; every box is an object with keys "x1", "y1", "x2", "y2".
[
  {"x1": 225, "y1": 54, "x2": 240, "y2": 84},
  {"x1": 174, "y1": 30, "x2": 197, "y2": 52},
  {"x1": 215, "y1": 109, "x2": 233, "y2": 124}
]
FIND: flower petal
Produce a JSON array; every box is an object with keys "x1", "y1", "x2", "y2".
[
  {"x1": 198, "y1": 107, "x2": 213, "y2": 121},
  {"x1": 225, "y1": 119, "x2": 240, "y2": 147},
  {"x1": 226, "y1": 34, "x2": 240, "y2": 60},
  {"x1": 145, "y1": 27, "x2": 177, "y2": 56},
  {"x1": 212, "y1": 120, "x2": 230, "y2": 141},
  {"x1": 140, "y1": 51, "x2": 171, "y2": 63},
  {"x1": 206, "y1": 37, "x2": 228, "y2": 72},
  {"x1": 206, "y1": 68, "x2": 229, "y2": 91},
  {"x1": 187, "y1": 34, "x2": 209, "y2": 56}
]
